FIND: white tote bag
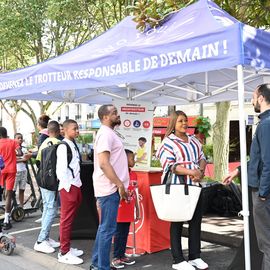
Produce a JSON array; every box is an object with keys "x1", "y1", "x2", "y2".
[{"x1": 150, "y1": 169, "x2": 202, "y2": 222}]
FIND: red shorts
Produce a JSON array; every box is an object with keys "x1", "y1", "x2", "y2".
[{"x1": 0, "y1": 172, "x2": 16, "y2": 191}]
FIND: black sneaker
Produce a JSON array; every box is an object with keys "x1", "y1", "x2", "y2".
[
  {"x1": 112, "y1": 258, "x2": 125, "y2": 269},
  {"x1": 2, "y1": 222, "x2": 12, "y2": 230},
  {"x1": 120, "y1": 256, "x2": 135, "y2": 265}
]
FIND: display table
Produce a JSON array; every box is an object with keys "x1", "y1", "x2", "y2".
[
  {"x1": 71, "y1": 161, "x2": 99, "y2": 239},
  {"x1": 127, "y1": 168, "x2": 170, "y2": 253}
]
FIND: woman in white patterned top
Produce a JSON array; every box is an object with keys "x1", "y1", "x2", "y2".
[{"x1": 156, "y1": 110, "x2": 208, "y2": 270}]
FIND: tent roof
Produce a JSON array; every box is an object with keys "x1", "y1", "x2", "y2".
[{"x1": 0, "y1": 0, "x2": 270, "y2": 105}]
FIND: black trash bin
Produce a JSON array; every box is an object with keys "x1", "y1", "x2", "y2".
[
  {"x1": 201, "y1": 181, "x2": 223, "y2": 215},
  {"x1": 71, "y1": 161, "x2": 99, "y2": 239}
]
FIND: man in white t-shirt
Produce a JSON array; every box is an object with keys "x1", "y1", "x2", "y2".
[{"x1": 90, "y1": 104, "x2": 129, "y2": 270}]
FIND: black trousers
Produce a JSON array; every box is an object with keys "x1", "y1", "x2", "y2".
[
  {"x1": 170, "y1": 193, "x2": 203, "y2": 263},
  {"x1": 228, "y1": 187, "x2": 263, "y2": 270},
  {"x1": 113, "y1": 222, "x2": 130, "y2": 259}
]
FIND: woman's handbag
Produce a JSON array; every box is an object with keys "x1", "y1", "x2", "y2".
[{"x1": 150, "y1": 168, "x2": 202, "y2": 222}]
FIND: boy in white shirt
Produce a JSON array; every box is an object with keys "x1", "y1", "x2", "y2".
[{"x1": 56, "y1": 119, "x2": 83, "y2": 265}]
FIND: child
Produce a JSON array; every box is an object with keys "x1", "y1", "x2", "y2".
[
  {"x1": 112, "y1": 149, "x2": 140, "y2": 269},
  {"x1": 59, "y1": 123, "x2": 65, "y2": 140},
  {"x1": 0, "y1": 127, "x2": 22, "y2": 230},
  {"x1": 56, "y1": 119, "x2": 83, "y2": 265},
  {"x1": 34, "y1": 121, "x2": 61, "y2": 254},
  {"x1": 13, "y1": 133, "x2": 30, "y2": 208}
]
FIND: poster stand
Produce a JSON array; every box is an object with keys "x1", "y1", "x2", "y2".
[
  {"x1": 125, "y1": 188, "x2": 146, "y2": 257},
  {"x1": 125, "y1": 221, "x2": 146, "y2": 257}
]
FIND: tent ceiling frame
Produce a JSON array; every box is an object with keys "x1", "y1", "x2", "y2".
[
  {"x1": 227, "y1": 66, "x2": 270, "y2": 76},
  {"x1": 75, "y1": 91, "x2": 103, "y2": 102},
  {"x1": 175, "y1": 77, "x2": 199, "y2": 92},
  {"x1": 130, "y1": 70, "x2": 259, "y2": 103},
  {"x1": 217, "y1": 68, "x2": 237, "y2": 80},
  {"x1": 97, "y1": 89, "x2": 126, "y2": 100},
  {"x1": 33, "y1": 66, "x2": 267, "y2": 105},
  {"x1": 163, "y1": 83, "x2": 204, "y2": 96},
  {"x1": 132, "y1": 78, "x2": 204, "y2": 100},
  {"x1": 150, "y1": 80, "x2": 204, "y2": 96},
  {"x1": 211, "y1": 73, "x2": 257, "y2": 96},
  {"x1": 131, "y1": 83, "x2": 165, "y2": 99},
  {"x1": 45, "y1": 92, "x2": 63, "y2": 102},
  {"x1": 195, "y1": 72, "x2": 258, "y2": 102},
  {"x1": 155, "y1": 93, "x2": 189, "y2": 102}
]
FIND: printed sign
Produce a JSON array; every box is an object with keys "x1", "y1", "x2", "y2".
[{"x1": 114, "y1": 100, "x2": 154, "y2": 168}]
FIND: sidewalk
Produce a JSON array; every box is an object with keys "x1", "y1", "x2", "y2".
[
  {"x1": 3, "y1": 211, "x2": 243, "y2": 270},
  {"x1": 188, "y1": 215, "x2": 243, "y2": 248}
]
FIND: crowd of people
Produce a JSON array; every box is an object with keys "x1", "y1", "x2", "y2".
[{"x1": 0, "y1": 83, "x2": 270, "y2": 270}]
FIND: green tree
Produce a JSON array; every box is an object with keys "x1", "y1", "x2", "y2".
[
  {"x1": 0, "y1": 0, "x2": 123, "y2": 136},
  {"x1": 0, "y1": 0, "x2": 132, "y2": 137}
]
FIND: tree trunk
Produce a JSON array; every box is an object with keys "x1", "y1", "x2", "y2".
[
  {"x1": 213, "y1": 101, "x2": 231, "y2": 181},
  {"x1": 11, "y1": 115, "x2": 17, "y2": 135},
  {"x1": 0, "y1": 101, "x2": 18, "y2": 135},
  {"x1": 20, "y1": 101, "x2": 38, "y2": 135}
]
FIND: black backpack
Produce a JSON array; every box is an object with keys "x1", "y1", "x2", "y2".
[
  {"x1": 37, "y1": 141, "x2": 74, "y2": 191},
  {"x1": 210, "y1": 187, "x2": 242, "y2": 217}
]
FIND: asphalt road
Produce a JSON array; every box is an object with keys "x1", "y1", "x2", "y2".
[{"x1": 0, "y1": 210, "x2": 237, "y2": 270}]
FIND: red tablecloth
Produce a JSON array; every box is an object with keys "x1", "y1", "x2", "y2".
[{"x1": 127, "y1": 170, "x2": 170, "y2": 253}]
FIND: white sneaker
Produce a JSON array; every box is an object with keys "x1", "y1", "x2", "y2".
[
  {"x1": 188, "y1": 258, "x2": 208, "y2": 270},
  {"x1": 48, "y1": 238, "x2": 60, "y2": 248},
  {"x1": 34, "y1": 241, "x2": 55, "y2": 254},
  {"x1": 172, "y1": 261, "x2": 195, "y2": 270},
  {"x1": 70, "y1": 247, "x2": 84, "y2": 257},
  {"x1": 58, "y1": 251, "x2": 83, "y2": 265}
]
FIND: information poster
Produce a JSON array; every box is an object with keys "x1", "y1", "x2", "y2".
[{"x1": 114, "y1": 100, "x2": 154, "y2": 168}]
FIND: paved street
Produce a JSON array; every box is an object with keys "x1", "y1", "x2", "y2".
[
  {"x1": 0, "y1": 209, "x2": 239, "y2": 270},
  {"x1": 0, "y1": 178, "x2": 243, "y2": 270},
  {"x1": 1, "y1": 250, "x2": 49, "y2": 270}
]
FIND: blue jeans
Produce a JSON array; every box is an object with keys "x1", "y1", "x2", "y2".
[
  {"x1": 91, "y1": 191, "x2": 120, "y2": 270},
  {"x1": 37, "y1": 188, "x2": 57, "y2": 242},
  {"x1": 113, "y1": 222, "x2": 130, "y2": 259}
]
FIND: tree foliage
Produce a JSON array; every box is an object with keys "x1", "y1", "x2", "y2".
[
  {"x1": 0, "y1": 0, "x2": 129, "y2": 135},
  {"x1": 131, "y1": 0, "x2": 270, "y2": 31}
]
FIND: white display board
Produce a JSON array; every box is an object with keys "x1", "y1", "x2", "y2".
[{"x1": 114, "y1": 100, "x2": 154, "y2": 168}]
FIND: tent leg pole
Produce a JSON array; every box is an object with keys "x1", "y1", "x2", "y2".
[{"x1": 237, "y1": 64, "x2": 251, "y2": 270}]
